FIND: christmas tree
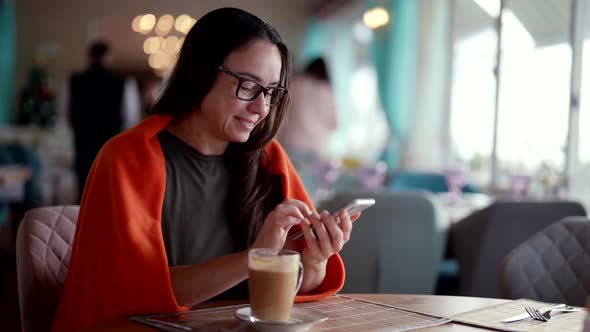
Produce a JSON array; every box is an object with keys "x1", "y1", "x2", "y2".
[{"x1": 15, "y1": 56, "x2": 56, "y2": 127}]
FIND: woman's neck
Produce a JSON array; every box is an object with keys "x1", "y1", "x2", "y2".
[{"x1": 166, "y1": 112, "x2": 228, "y2": 156}]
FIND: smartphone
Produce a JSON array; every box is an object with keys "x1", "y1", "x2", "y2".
[
  {"x1": 330, "y1": 198, "x2": 376, "y2": 217},
  {"x1": 289, "y1": 198, "x2": 375, "y2": 240}
]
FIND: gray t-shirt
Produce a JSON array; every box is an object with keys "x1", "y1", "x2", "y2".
[
  {"x1": 156, "y1": 130, "x2": 286, "y2": 300},
  {"x1": 157, "y1": 130, "x2": 237, "y2": 267}
]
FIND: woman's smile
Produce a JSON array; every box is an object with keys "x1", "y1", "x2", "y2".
[{"x1": 235, "y1": 115, "x2": 258, "y2": 129}]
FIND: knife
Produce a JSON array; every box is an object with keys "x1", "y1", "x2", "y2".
[{"x1": 502, "y1": 303, "x2": 566, "y2": 323}]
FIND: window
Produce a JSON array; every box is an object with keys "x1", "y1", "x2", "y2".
[
  {"x1": 451, "y1": 0, "x2": 578, "y2": 198},
  {"x1": 450, "y1": 0, "x2": 498, "y2": 185},
  {"x1": 571, "y1": 0, "x2": 590, "y2": 208},
  {"x1": 496, "y1": 3, "x2": 571, "y2": 193}
]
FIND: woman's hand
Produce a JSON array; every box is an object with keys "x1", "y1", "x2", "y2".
[
  {"x1": 294, "y1": 210, "x2": 359, "y2": 293},
  {"x1": 251, "y1": 198, "x2": 311, "y2": 250},
  {"x1": 299, "y1": 210, "x2": 356, "y2": 267}
]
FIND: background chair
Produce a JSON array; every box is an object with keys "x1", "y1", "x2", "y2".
[
  {"x1": 449, "y1": 201, "x2": 586, "y2": 298},
  {"x1": 16, "y1": 205, "x2": 79, "y2": 332},
  {"x1": 317, "y1": 190, "x2": 449, "y2": 294},
  {"x1": 500, "y1": 216, "x2": 590, "y2": 306}
]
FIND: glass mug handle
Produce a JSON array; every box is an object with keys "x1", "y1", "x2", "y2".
[{"x1": 294, "y1": 262, "x2": 304, "y2": 296}]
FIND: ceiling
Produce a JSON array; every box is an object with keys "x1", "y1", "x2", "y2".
[
  {"x1": 14, "y1": 0, "x2": 328, "y2": 15},
  {"x1": 454, "y1": 0, "x2": 588, "y2": 47},
  {"x1": 507, "y1": 0, "x2": 572, "y2": 47},
  {"x1": 13, "y1": 0, "x2": 333, "y2": 76}
]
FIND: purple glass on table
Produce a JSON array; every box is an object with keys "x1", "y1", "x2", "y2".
[
  {"x1": 444, "y1": 168, "x2": 466, "y2": 203},
  {"x1": 510, "y1": 173, "x2": 530, "y2": 200},
  {"x1": 313, "y1": 159, "x2": 341, "y2": 202},
  {"x1": 357, "y1": 161, "x2": 387, "y2": 191}
]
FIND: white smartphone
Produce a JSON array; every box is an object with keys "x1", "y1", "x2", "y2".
[
  {"x1": 330, "y1": 198, "x2": 376, "y2": 217},
  {"x1": 289, "y1": 198, "x2": 375, "y2": 240}
]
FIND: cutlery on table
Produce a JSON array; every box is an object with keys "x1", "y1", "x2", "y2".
[
  {"x1": 525, "y1": 306, "x2": 551, "y2": 322},
  {"x1": 525, "y1": 306, "x2": 585, "y2": 322},
  {"x1": 502, "y1": 304, "x2": 566, "y2": 323}
]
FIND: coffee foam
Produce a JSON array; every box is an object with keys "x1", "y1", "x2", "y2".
[{"x1": 249, "y1": 254, "x2": 299, "y2": 273}]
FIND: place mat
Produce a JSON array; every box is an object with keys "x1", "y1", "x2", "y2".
[
  {"x1": 451, "y1": 298, "x2": 587, "y2": 332},
  {"x1": 131, "y1": 294, "x2": 451, "y2": 331},
  {"x1": 298, "y1": 295, "x2": 451, "y2": 331}
]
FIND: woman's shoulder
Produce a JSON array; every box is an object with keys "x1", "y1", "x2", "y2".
[
  {"x1": 265, "y1": 139, "x2": 288, "y2": 158},
  {"x1": 111, "y1": 114, "x2": 172, "y2": 143},
  {"x1": 264, "y1": 139, "x2": 296, "y2": 175},
  {"x1": 100, "y1": 115, "x2": 173, "y2": 158}
]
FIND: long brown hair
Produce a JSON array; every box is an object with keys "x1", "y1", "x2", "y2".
[{"x1": 151, "y1": 7, "x2": 292, "y2": 246}]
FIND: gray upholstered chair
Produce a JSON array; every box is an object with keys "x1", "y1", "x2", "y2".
[
  {"x1": 318, "y1": 190, "x2": 448, "y2": 294},
  {"x1": 500, "y1": 217, "x2": 590, "y2": 306},
  {"x1": 16, "y1": 205, "x2": 79, "y2": 332},
  {"x1": 450, "y1": 201, "x2": 586, "y2": 298}
]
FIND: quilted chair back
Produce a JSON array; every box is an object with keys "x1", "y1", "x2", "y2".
[
  {"x1": 500, "y1": 217, "x2": 590, "y2": 306},
  {"x1": 450, "y1": 201, "x2": 586, "y2": 298},
  {"x1": 317, "y1": 190, "x2": 448, "y2": 294},
  {"x1": 16, "y1": 205, "x2": 79, "y2": 332}
]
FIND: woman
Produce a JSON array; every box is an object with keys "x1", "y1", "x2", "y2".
[{"x1": 52, "y1": 7, "x2": 356, "y2": 332}]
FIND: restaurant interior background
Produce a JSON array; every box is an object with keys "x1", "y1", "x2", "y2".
[{"x1": 1, "y1": 0, "x2": 590, "y2": 330}]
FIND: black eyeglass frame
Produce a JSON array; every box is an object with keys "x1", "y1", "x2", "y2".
[{"x1": 218, "y1": 65, "x2": 288, "y2": 106}]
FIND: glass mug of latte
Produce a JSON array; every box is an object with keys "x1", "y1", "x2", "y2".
[{"x1": 248, "y1": 248, "x2": 304, "y2": 322}]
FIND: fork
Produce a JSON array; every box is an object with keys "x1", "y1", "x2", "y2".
[
  {"x1": 525, "y1": 306, "x2": 551, "y2": 322},
  {"x1": 525, "y1": 305, "x2": 584, "y2": 322}
]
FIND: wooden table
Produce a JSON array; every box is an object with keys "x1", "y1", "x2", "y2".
[{"x1": 82, "y1": 294, "x2": 509, "y2": 331}]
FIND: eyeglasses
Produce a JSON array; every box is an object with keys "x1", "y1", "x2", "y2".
[{"x1": 218, "y1": 65, "x2": 287, "y2": 106}]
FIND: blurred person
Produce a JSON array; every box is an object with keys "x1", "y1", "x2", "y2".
[
  {"x1": 276, "y1": 57, "x2": 338, "y2": 195},
  {"x1": 58, "y1": 40, "x2": 141, "y2": 201},
  {"x1": 52, "y1": 8, "x2": 359, "y2": 332},
  {"x1": 277, "y1": 58, "x2": 337, "y2": 160}
]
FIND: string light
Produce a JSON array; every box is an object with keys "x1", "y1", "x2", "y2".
[
  {"x1": 363, "y1": 7, "x2": 390, "y2": 29},
  {"x1": 175, "y1": 15, "x2": 196, "y2": 34},
  {"x1": 155, "y1": 14, "x2": 174, "y2": 36},
  {"x1": 132, "y1": 13, "x2": 191, "y2": 75},
  {"x1": 138, "y1": 14, "x2": 156, "y2": 34},
  {"x1": 143, "y1": 36, "x2": 164, "y2": 55},
  {"x1": 131, "y1": 15, "x2": 143, "y2": 33}
]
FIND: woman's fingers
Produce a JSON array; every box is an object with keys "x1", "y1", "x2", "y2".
[
  {"x1": 310, "y1": 212, "x2": 329, "y2": 240},
  {"x1": 336, "y1": 211, "x2": 353, "y2": 243},
  {"x1": 282, "y1": 198, "x2": 312, "y2": 217},
  {"x1": 266, "y1": 210, "x2": 300, "y2": 229},
  {"x1": 323, "y1": 212, "x2": 347, "y2": 252},
  {"x1": 310, "y1": 211, "x2": 337, "y2": 256},
  {"x1": 301, "y1": 216, "x2": 319, "y2": 249},
  {"x1": 252, "y1": 199, "x2": 314, "y2": 250}
]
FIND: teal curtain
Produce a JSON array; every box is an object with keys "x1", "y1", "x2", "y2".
[
  {"x1": 300, "y1": 18, "x2": 328, "y2": 66},
  {"x1": 0, "y1": 0, "x2": 15, "y2": 125},
  {"x1": 371, "y1": 0, "x2": 420, "y2": 167}
]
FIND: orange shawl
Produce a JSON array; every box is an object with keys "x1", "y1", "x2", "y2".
[{"x1": 51, "y1": 115, "x2": 344, "y2": 332}]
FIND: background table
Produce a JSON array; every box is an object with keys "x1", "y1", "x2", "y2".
[{"x1": 0, "y1": 165, "x2": 31, "y2": 201}]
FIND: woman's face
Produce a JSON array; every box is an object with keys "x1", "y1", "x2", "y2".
[{"x1": 197, "y1": 39, "x2": 282, "y2": 148}]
